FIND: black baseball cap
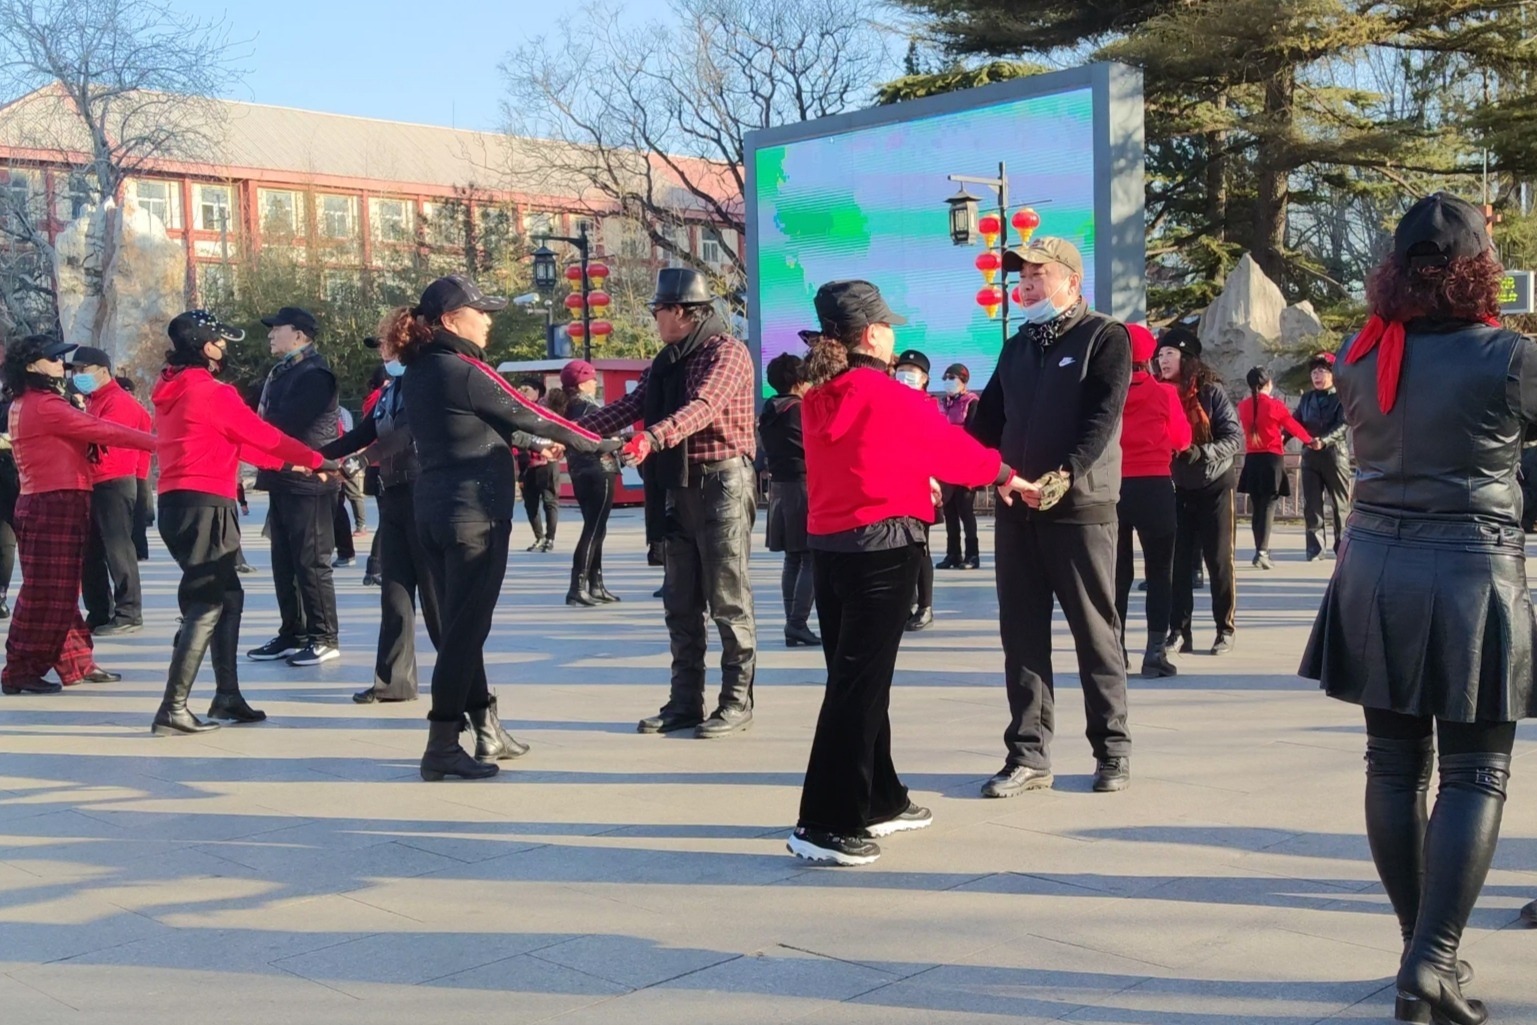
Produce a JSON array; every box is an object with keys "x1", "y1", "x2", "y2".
[
  {"x1": 168, "y1": 310, "x2": 246, "y2": 349},
  {"x1": 813, "y1": 280, "x2": 907, "y2": 336},
  {"x1": 36, "y1": 337, "x2": 76, "y2": 361},
  {"x1": 1394, "y1": 192, "x2": 1490, "y2": 268},
  {"x1": 414, "y1": 275, "x2": 508, "y2": 321},
  {"x1": 69, "y1": 346, "x2": 112, "y2": 370},
  {"x1": 894, "y1": 349, "x2": 930, "y2": 375},
  {"x1": 261, "y1": 306, "x2": 320, "y2": 338}
]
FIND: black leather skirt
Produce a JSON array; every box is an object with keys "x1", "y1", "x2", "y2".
[
  {"x1": 766, "y1": 479, "x2": 809, "y2": 554},
  {"x1": 1299, "y1": 511, "x2": 1537, "y2": 722}
]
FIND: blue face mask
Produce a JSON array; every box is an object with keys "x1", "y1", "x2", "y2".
[
  {"x1": 384, "y1": 359, "x2": 405, "y2": 378},
  {"x1": 72, "y1": 372, "x2": 100, "y2": 395}
]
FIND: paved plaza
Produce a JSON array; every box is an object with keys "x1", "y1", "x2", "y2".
[{"x1": 0, "y1": 501, "x2": 1534, "y2": 1024}]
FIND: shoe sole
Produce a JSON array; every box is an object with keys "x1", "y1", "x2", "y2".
[
  {"x1": 786, "y1": 835, "x2": 879, "y2": 866},
  {"x1": 206, "y1": 712, "x2": 268, "y2": 724},
  {"x1": 247, "y1": 652, "x2": 299, "y2": 661},
  {"x1": 981, "y1": 773, "x2": 1055, "y2": 798},
  {"x1": 638, "y1": 719, "x2": 704, "y2": 734},
  {"x1": 287, "y1": 654, "x2": 341, "y2": 667},
  {"x1": 865, "y1": 815, "x2": 934, "y2": 838},
  {"x1": 151, "y1": 723, "x2": 221, "y2": 737},
  {"x1": 2, "y1": 687, "x2": 62, "y2": 696},
  {"x1": 696, "y1": 720, "x2": 752, "y2": 739},
  {"x1": 420, "y1": 765, "x2": 500, "y2": 781},
  {"x1": 1140, "y1": 665, "x2": 1178, "y2": 679},
  {"x1": 1093, "y1": 778, "x2": 1131, "y2": 793},
  {"x1": 94, "y1": 626, "x2": 143, "y2": 637}
]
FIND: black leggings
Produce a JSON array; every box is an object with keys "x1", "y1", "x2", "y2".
[
  {"x1": 571, "y1": 470, "x2": 615, "y2": 576},
  {"x1": 1363, "y1": 708, "x2": 1517, "y2": 757},
  {"x1": 1251, "y1": 493, "x2": 1279, "y2": 553},
  {"x1": 523, "y1": 464, "x2": 559, "y2": 542}
]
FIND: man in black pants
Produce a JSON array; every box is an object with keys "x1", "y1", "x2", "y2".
[
  {"x1": 74, "y1": 348, "x2": 151, "y2": 636},
  {"x1": 581, "y1": 268, "x2": 759, "y2": 740},
  {"x1": 1293, "y1": 352, "x2": 1351, "y2": 560},
  {"x1": 247, "y1": 307, "x2": 343, "y2": 667},
  {"x1": 893, "y1": 349, "x2": 936, "y2": 631},
  {"x1": 971, "y1": 237, "x2": 1134, "y2": 797}
]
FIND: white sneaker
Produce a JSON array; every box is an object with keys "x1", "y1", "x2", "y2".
[
  {"x1": 864, "y1": 803, "x2": 933, "y2": 838},
  {"x1": 286, "y1": 644, "x2": 340, "y2": 667}
]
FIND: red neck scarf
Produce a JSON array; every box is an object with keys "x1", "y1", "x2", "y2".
[{"x1": 1346, "y1": 315, "x2": 1500, "y2": 412}]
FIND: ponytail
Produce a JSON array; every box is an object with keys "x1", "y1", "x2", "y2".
[
  {"x1": 378, "y1": 306, "x2": 435, "y2": 364},
  {"x1": 805, "y1": 336, "x2": 850, "y2": 387},
  {"x1": 1244, "y1": 366, "x2": 1272, "y2": 447}
]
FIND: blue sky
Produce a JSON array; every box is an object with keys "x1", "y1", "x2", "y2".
[{"x1": 177, "y1": 0, "x2": 676, "y2": 130}]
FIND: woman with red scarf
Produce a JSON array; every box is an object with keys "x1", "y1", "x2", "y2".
[
  {"x1": 1301, "y1": 193, "x2": 1532, "y2": 1025},
  {"x1": 1, "y1": 335, "x2": 156, "y2": 695},
  {"x1": 1236, "y1": 366, "x2": 1314, "y2": 569}
]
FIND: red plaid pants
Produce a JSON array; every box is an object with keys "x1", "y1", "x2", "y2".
[{"x1": 3, "y1": 490, "x2": 94, "y2": 685}]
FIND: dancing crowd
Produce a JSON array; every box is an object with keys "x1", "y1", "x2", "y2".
[{"x1": 0, "y1": 192, "x2": 1530, "y2": 1024}]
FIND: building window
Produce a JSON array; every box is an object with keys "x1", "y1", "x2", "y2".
[
  {"x1": 53, "y1": 173, "x2": 92, "y2": 223},
  {"x1": 369, "y1": 197, "x2": 412, "y2": 243},
  {"x1": 258, "y1": 188, "x2": 302, "y2": 236},
  {"x1": 194, "y1": 184, "x2": 235, "y2": 232},
  {"x1": 700, "y1": 228, "x2": 722, "y2": 266},
  {"x1": 318, "y1": 194, "x2": 357, "y2": 239},
  {"x1": 322, "y1": 269, "x2": 362, "y2": 303},
  {"x1": 524, "y1": 210, "x2": 554, "y2": 238},
  {"x1": 0, "y1": 168, "x2": 42, "y2": 234},
  {"x1": 422, "y1": 201, "x2": 466, "y2": 248},
  {"x1": 133, "y1": 178, "x2": 183, "y2": 229},
  {"x1": 476, "y1": 205, "x2": 512, "y2": 244}
]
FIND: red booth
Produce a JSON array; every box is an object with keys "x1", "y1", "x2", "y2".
[{"x1": 496, "y1": 358, "x2": 651, "y2": 506}]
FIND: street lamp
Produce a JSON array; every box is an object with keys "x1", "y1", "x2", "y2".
[
  {"x1": 945, "y1": 188, "x2": 980, "y2": 246},
  {"x1": 943, "y1": 162, "x2": 1050, "y2": 345},
  {"x1": 531, "y1": 221, "x2": 595, "y2": 361},
  {"x1": 531, "y1": 245, "x2": 558, "y2": 292}
]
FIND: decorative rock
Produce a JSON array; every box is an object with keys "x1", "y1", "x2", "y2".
[
  {"x1": 1197, "y1": 254, "x2": 1287, "y2": 388},
  {"x1": 1280, "y1": 300, "x2": 1325, "y2": 349}
]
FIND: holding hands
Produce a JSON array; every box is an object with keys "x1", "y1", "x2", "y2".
[{"x1": 997, "y1": 475, "x2": 1042, "y2": 508}]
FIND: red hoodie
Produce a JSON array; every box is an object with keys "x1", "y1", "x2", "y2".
[
  {"x1": 1238, "y1": 393, "x2": 1313, "y2": 455},
  {"x1": 152, "y1": 366, "x2": 323, "y2": 499},
  {"x1": 804, "y1": 366, "x2": 1009, "y2": 535},
  {"x1": 10, "y1": 390, "x2": 156, "y2": 495},
  {"x1": 1119, "y1": 371, "x2": 1193, "y2": 478},
  {"x1": 85, "y1": 379, "x2": 154, "y2": 484}
]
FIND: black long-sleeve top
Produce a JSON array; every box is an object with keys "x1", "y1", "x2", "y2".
[
  {"x1": 401, "y1": 329, "x2": 619, "y2": 522},
  {"x1": 757, "y1": 394, "x2": 806, "y2": 482},
  {"x1": 320, "y1": 380, "x2": 418, "y2": 491},
  {"x1": 1293, "y1": 388, "x2": 1349, "y2": 459}
]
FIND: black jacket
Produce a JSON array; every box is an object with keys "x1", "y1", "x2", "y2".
[
  {"x1": 401, "y1": 329, "x2": 619, "y2": 522},
  {"x1": 255, "y1": 345, "x2": 339, "y2": 495},
  {"x1": 757, "y1": 394, "x2": 806, "y2": 482},
  {"x1": 1339, "y1": 319, "x2": 1537, "y2": 529},
  {"x1": 564, "y1": 394, "x2": 617, "y2": 480},
  {"x1": 321, "y1": 380, "x2": 418, "y2": 492},
  {"x1": 972, "y1": 305, "x2": 1131, "y2": 524},
  {"x1": 1170, "y1": 383, "x2": 1243, "y2": 491},
  {"x1": 1294, "y1": 388, "x2": 1349, "y2": 466}
]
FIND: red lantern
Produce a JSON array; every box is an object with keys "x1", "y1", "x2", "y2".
[
  {"x1": 567, "y1": 321, "x2": 586, "y2": 340},
  {"x1": 1011, "y1": 207, "x2": 1041, "y2": 238},
  {"x1": 977, "y1": 214, "x2": 1001, "y2": 235},
  {"x1": 587, "y1": 290, "x2": 611, "y2": 310},
  {"x1": 563, "y1": 293, "x2": 585, "y2": 311},
  {"x1": 587, "y1": 262, "x2": 610, "y2": 281},
  {"x1": 564, "y1": 264, "x2": 584, "y2": 283},
  {"x1": 974, "y1": 251, "x2": 1001, "y2": 285},
  {"x1": 976, "y1": 286, "x2": 1003, "y2": 318},
  {"x1": 590, "y1": 320, "x2": 613, "y2": 337}
]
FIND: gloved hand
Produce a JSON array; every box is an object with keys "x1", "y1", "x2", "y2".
[
  {"x1": 621, "y1": 431, "x2": 654, "y2": 467},
  {"x1": 1032, "y1": 468, "x2": 1071, "y2": 512}
]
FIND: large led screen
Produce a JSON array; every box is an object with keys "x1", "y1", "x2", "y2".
[{"x1": 747, "y1": 64, "x2": 1144, "y2": 394}]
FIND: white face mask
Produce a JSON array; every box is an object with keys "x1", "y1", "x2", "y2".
[
  {"x1": 894, "y1": 369, "x2": 924, "y2": 390},
  {"x1": 1019, "y1": 280, "x2": 1069, "y2": 325},
  {"x1": 943, "y1": 378, "x2": 963, "y2": 395}
]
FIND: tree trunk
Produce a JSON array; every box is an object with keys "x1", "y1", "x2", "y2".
[
  {"x1": 1252, "y1": 68, "x2": 1294, "y2": 288},
  {"x1": 1205, "y1": 94, "x2": 1228, "y2": 243}
]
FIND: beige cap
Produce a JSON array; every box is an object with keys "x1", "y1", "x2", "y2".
[{"x1": 1003, "y1": 236, "x2": 1084, "y2": 278}]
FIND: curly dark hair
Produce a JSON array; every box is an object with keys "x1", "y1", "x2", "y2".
[
  {"x1": 2, "y1": 334, "x2": 64, "y2": 399},
  {"x1": 1366, "y1": 250, "x2": 1502, "y2": 323}
]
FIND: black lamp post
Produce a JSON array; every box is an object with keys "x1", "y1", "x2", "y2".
[
  {"x1": 944, "y1": 164, "x2": 1051, "y2": 347},
  {"x1": 532, "y1": 222, "x2": 593, "y2": 361},
  {"x1": 946, "y1": 188, "x2": 981, "y2": 246}
]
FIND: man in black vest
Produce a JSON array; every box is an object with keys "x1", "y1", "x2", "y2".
[
  {"x1": 971, "y1": 237, "x2": 1134, "y2": 797},
  {"x1": 247, "y1": 307, "x2": 343, "y2": 667}
]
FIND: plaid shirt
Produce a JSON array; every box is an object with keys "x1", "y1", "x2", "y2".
[{"x1": 581, "y1": 333, "x2": 757, "y2": 465}]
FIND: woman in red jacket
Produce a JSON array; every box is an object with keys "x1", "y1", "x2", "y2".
[
  {"x1": 1115, "y1": 326, "x2": 1193, "y2": 678},
  {"x1": 150, "y1": 311, "x2": 335, "y2": 735},
  {"x1": 1, "y1": 335, "x2": 156, "y2": 695},
  {"x1": 1237, "y1": 366, "x2": 1314, "y2": 569},
  {"x1": 788, "y1": 280, "x2": 1033, "y2": 866}
]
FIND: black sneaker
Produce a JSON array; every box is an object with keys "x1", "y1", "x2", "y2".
[
  {"x1": 526, "y1": 539, "x2": 544, "y2": 552},
  {"x1": 93, "y1": 619, "x2": 143, "y2": 637},
  {"x1": 935, "y1": 555, "x2": 961, "y2": 570},
  {"x1": 1210, "y1": 632, "x2": 1235, "y2": 656},
  {"x1": 332, "y1": 557, "x2": 355, "y2": 568},
  {"x1": 981, "y1": 764, "x2": 1054, "y2": 798},
  {"x1": 865, "y1": 802, "x2": 933, "y2": 838},
  {"x1": 1092, "y1": 757, "x2": 1131, "y2": 792},
  {"x1": 538, "y1": 539, "x2": 555, "y2": 553},
  {"x1": 287, "y1": 643, "x2": 340, "y2": 667},
  {"x1": 787, "y1": 827, "x2": 881, "y2": 866},
  {"x1": 1521, "y1": 899, "x2": 1537, "y2": 926},
  {"x1": 961, "y1": 556, "x2": 980, "y2": 570},
  {"x1": 247, "y1": 636, "x2": 302, "y2": 661},
  {"x1": 905, "y1": 607, "x2": 933, "y2": 632}
]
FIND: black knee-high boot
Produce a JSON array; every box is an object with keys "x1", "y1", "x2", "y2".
[
  {"x1": 1366, "y1": 736, "x2": 1434, "y2": 941},
  {"x1": 1396, "y1": 752, "x2": 1510, "y2": 1025},
  {"x1": 152, "y1": 603, "x2": 222, "y2": 736},
  {"x1": 207, "y1": 591, "x2": 266, "y2": 723}
]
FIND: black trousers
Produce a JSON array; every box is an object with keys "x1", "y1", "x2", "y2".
[
  {"x1": 159, "y1": 496, "x2": 243, "y2": 610},
  {"x1": 523, "y1": 463, "x2": 559, "y2": 542},
  {"x1": 781, "y1": 550, "x2": 815, "y2": 628},
  {"x1": 942, "y1": 486, "x2": 979, "y2": 561},
  {"x1": 1171, "y1": 478, "x2": 1237, "y2": 638},
  {"x1": 571, "y1": 470, "x2": 615, "y2": 578},
  {"x1": 1251, "y1": 493, "x2": 1279, "y2": 553},
  {"x1": 333, "y1": 495, "x2": 356, "y2": 561},
  {"x1": 82, "y1": 477, "x2": 142, "y2": 627},
  {"x1": 1115, "y1": 476, "x2": 1177, "y2": 653},
  {"x1": 994, "y1": 511, "x2": 1130, "y2": 769},
  {"x1": 373, "y1": 485, "x2": 440, "y2": 700},
  {"x1": 798, "y1": 545, "x2": 919, "y2": 835},
  {"x1": 660, "y1": 459, "x2": 757, "y2": 716},
  {"x1": 133, "y1": 478, "x2": 152, "y2": 560},
  {"x1": 1302, "y1": 451, "x2": 1351, "y2": 556},
  {"x1": 914, "y1": 523, "x2": 933, "y2": 609},
  {"x1": 267, "y1": 489, "x2": 340, "y2": 647},
  {"x1": 419, "y1": 516, "x2": 509, "y2": 723}
]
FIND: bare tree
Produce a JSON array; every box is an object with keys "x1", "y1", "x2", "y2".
[
  {"x1": 501, "y1": 0, "x2": 891, "y2": 290},
  {"x1": 0, "y1": 0, "x2": 245, "y2": 344}
]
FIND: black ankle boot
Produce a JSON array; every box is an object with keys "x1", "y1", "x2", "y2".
[
  {"x1": 566, "y1": 568, "x2": 598, "y2": 607},
  {"x1": 1140, "y1": 644, "x2": 1177, "y2": 678},
  {"x1": 784, "y1": 621, "x2": 820, "y2": 647},
  {"x1": 152, "y1": 602, "x2": 222, "y2": 737},
  {"x1": 420, "y1": 719, "x2": 499, "y2": 781},
  {"x1": 207, "y1": 592, "x2": 265, "y2": 723},
  {"x1": 588, "y1": 568, "x2": 619, "y2": 603},
  {"x1": 469, "y1": 692, "x2": 529, "y2": 761},
  {"x1": 1396, "y1": 752, "x2": 1510, "y2": 1025}
]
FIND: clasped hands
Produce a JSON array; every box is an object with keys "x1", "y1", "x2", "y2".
[{"x1": 997, "y1": 468, "x2": 1071, "y2": 511}]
